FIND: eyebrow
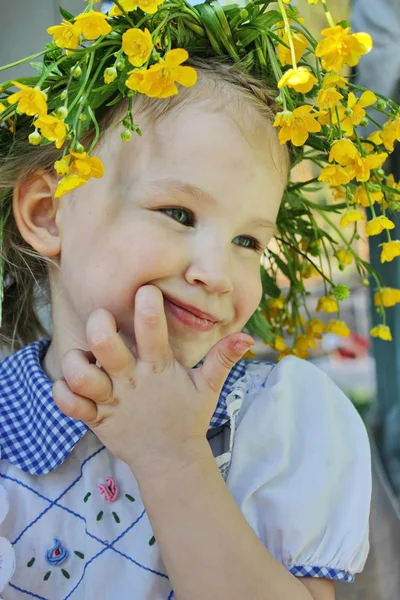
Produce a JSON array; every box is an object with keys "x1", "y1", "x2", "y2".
[{"x1": 143, "y1": 178, "x2": 276, "y2": 230}]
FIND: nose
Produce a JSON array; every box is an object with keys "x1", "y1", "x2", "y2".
[{"x1": 184, "y1": 243, "x2": 234, "y2": 294}]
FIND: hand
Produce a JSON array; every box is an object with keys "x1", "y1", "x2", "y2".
[{"x1": 52, "y1": 285, "x2": 254, "y2": 478}]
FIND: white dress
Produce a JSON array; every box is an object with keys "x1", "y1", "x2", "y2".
[{"x1": 0, "y1": 342, "x2": 371, "y2": 599}]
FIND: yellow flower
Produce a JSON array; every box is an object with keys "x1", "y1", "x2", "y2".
[
  {"x1": 8, "y1": 82, "x2": 47, "y2": 117},
  {"x1": 110, "y1": 0, "x2": 164, "y2": 15},
  {"x1": 335, "y1": 248, "x2": 353, "y2": 265},
  {"x1": 122, "y1": 28, "x2": 153, "y2": 67},
  {"x1": 273, "y1": 105, "x2": 321, "y2": 147},
  {"x1": 370, "y1": 324, "x2": 392, "y2": 341},
  {"x1": 308, "y1": 0, "x2": 319, "y2": 4},
  {"x1": 54, "y1": 174, "x2": 89, "y2": 198},
  {"x1": 365, "y1": 215, "x2": 395, "y2": 236},
  {"x1": 104, "y1": 67, "x2": 117, "y2": 84},
  {"x1": 274, "y1": 336, "x2": 287, "y2": 352},
  {"x1": 54, "y1": 157, "x2": 72, "y2": 176},
  {"x1": 109, "y1": 0, "x2": 137, "y2": 13},
  {"x1": 367, "y1": 130, "x2": 383, "y2": 146},
  {"x1": 374, "y1": 288, "x2": 400, "y2": 308},
  {"x1": 277, "y1": 32, "x2": 308, "y2": 66},
  {"x1": 295, "y1": 334, "x2": 317, "y2": 355},
  {"x1": 351, "y1": 152, "x2": 388, "y2": 182},
  {"x1": 336, "y1": 91, "x2": 377, "y2": 137},
  {"x1": 381, "y1": 116, "x2": 400, "y2": 153},
  {"x1": 330, "y1": 185, "x2": 347, "y2": 201},
  {"x1": 268, "y1": 296, "x2": 285, "y2": 310},
  {"x1": 329, "y1": 138, "x2": 359, "y2": 165},
  {"x1": 47, "y1": 20, "x2": 81, "y2": 49},
  {"x1": 318, "y1": 165, "x2": 352, "y2": 186},
  {"x1": 301, "y1": 263, "x2": 319, "y2": 278},
  {"x1": 315, "y1": 25, "x2": 372, "y2": 72},
  {"x1": 316, "y1": 295, "x2": 339, "y2": 313},
  {"x1": 326, "y1": 320, "x2": 350, "y2": 337},
  {"x1": 353, "y1": 186, "x2": 383, "y2": 207},
  {"x1": 33, "y1": 114, "x2": 67, "y2": 149},
  {"x1": 322, "y1": 73, "x2": 348, "y2": 89},
  {"x1": 126, "y1": 49, "x2": 197, "y2": 98},
  {"x1": 278, "y1": 67, "x2": 318, "y2": 94},
  {"x1": 306, "y1": 318, "x2": 326, "y2": 339},
  {"x1": 340, "y1": 209, "x2": 365, "y2": 228},
  {"x1": 0, "y1": 102, "x2": 6, "y2": 113},
  {"x1": 316, "y1": 87, "x2": 343, "y2": 109},
  {"x1": 242, "y1": 348, "x2": 257, "y2": 360},
  {"x1": 380, "y1": 240, "x2": 400, "y2": 263},
  {"x1": 74, "y1": 11, "x2": 112, "y2": 40},
  {"x1": 70, "y1": 151, "x2": 104, "y2": 179}
]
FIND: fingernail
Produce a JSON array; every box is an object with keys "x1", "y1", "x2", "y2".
[{"x1": 234, "y1": 340, "x2": 254, "y2": 353}]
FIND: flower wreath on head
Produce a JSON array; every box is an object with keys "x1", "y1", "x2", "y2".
[{"x1": 1, "y1": 0, "x2": 400, "y2": 359}]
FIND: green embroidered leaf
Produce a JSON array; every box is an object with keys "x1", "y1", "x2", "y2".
[
  {"x1": 148, "y1": 535, "x2": 156, "y2": 546},
  {"x1": 112, "y1": 512, "x2": 120, "y2": 524},
  {"x1": 83, "y1": 492, "x2": 91, "y2": 503},
  {"x1": 96, "y1": 511, "x2": 103, "y2": 521},
  {"x1": 27, "y1": 557, "x2": 35, "y2": 567},
  {"x1": 74, "y1": 551, "x2": 85, "y2": 559},
  {"x1": 125, "y1": 494, "x2": 135, "y2": 502},
  {"x1": 61, "y1": 569, "x2": 70, "y2": 579},
  {"x1": 44, "y1": 571, "x2": 51, "y2": 581}
]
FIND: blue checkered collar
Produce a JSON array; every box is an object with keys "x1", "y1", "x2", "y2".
[{"x1": 0, "y1": 339, "x2": 247, "y2": 475}]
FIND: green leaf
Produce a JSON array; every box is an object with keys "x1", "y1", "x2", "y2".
[
  {"x1": 260, "y1": 267, "x2": 281, "y2": 299},
  {"x1": 245, "y1": 309, "x2": 274, "y2": 344},
  {"x1": 44, "y1": 571, "x2": 51, "y2": 581},
  {"x1": 59, "y1": 6, "x2": 75, "y2": 22},
  {"x1": 125, "y1": 494, "x2": 135, "y2": 502},
  {"x1": 61, "y1": 569, "x2": 70, "y2": 579},
  {"x1": 149, "y1": 535, "x2": 156, "y2": 546},
  {"x1": 112, "y1": 512, "x2": 121, "y2": 523},
  {"x1": 27, "y1": 557, "x2": 35, "y2": 567},
  {"x1": 74, "y1": 551, "x2": 85, "y2": 559},
  {"x1": 96, "y1": 511, "x2": 103, "y2": 521},
  {"x1": 83, "y1": 492, "x2": 91, "y2": 502},
  {"x1": 29, "y1": 62, "x2": 44, "y2": 75}
]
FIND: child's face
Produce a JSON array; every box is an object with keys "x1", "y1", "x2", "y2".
[{"x1": 55, "y1": 101, "x2": 285, "y2": 367}]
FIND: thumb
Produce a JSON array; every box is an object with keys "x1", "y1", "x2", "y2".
[{"x1": 196, "y1": 333, "x2": 254, "y2": 395}]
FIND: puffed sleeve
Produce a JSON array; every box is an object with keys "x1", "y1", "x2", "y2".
[{"x1": 225, "y1": 356, "x2": 371, "y2": 583}]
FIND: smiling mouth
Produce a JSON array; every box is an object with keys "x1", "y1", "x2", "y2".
[{"x1": 163, "y1": 297, "x2": 220, "y2": 332}]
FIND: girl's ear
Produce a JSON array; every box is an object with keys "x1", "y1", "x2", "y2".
[{"x1": 13, "y1": 170, "x2": 61, "y2": 257}]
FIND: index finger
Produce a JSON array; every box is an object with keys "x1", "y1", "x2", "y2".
[{"x1": 134, "y1": 286, "x2": 173, "y2": 371}]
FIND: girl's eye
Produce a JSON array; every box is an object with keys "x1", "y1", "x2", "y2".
[
  {"x1": 233, "y1": 236, "x2": 264, "y2": 253},
  {"x1": 160, "y1": 207, "x2": 264, "y2": 252},
  {"x1": 160, "y1": 207, "x2": 194, "y2": 227}
]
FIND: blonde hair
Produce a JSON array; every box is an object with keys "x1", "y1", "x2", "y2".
[{"x1": 0, "y1": 57, "x2": 289, "y2": 351}]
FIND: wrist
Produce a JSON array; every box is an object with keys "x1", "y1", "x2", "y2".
[{"x1": 130, "y1": 438, "x2": 213, "y2": 491}]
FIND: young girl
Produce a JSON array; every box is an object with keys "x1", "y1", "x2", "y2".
[{"x1": 0, "y1": 0, "x2": 381, "y2": 598}]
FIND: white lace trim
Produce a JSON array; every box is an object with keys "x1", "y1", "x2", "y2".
[
  {"x1": 0, "y1": 449, "x2": 16, "y2": 592},
  {"x1": 215, "y1": 363, "x2": 275, "y2": 480}
]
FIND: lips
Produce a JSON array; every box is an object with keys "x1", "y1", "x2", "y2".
[{"x1": 162, "y1": 294, "x2": 221, "y2": 323}]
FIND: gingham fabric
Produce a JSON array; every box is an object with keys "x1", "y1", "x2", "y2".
[
  {"x1": 0, "y1": 339, "x2": 246, "y2": 475},
  {"x1": 0, "y1": 341, "x2": 364, "y2": 596}
]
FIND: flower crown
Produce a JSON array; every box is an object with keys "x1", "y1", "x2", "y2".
[{"x1": 1, "y1": 0, "x2": 400, "y2": 358}]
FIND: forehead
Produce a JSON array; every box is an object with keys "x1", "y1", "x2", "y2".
[{"x1": 100, "y1": 101, "x2": 285, "y2": 221}]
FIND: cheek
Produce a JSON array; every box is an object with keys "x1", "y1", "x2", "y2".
[{"x1": 233, "y1": 266, "x2": 263, "y2": 330}]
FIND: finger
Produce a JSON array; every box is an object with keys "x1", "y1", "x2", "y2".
[
  {"x1": 62, "y1": 348, "x2": 114, "y2": 405},
  {"x1": 194, "y1": 334, "x2": 254, "y2": 395},
  {"x1": 53, "y1": 378, "x2": 98, "y2": 423},
  {"x1": 134, "y1": 286, "x2": 173, "y2": 371},
  {"x1": 86, "y1": 308, "x2": 136, "y2": 380}
]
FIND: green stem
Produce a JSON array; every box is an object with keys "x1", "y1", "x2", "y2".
[
  {"x1": 277, "y1": 0, "x2": 297, "y2": 68},
  {"x1": 321, "y1": 0, "x2": 336, "y2": 28},
  {"x1": 0, "y1": 50, "x2": 47, "y2": 72}
]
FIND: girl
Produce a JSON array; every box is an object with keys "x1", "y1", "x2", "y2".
[{"x1": 0, "y1": 0, "x2": 382, "y2": 597}]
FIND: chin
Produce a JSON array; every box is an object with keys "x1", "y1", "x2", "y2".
[{"x1": 170, "y1": 340, "x2": 208, "y2": 369}]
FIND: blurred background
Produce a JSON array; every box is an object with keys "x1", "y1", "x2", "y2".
[{"x1": 1, "y1": 0, "x2": 399, "y2": 598}]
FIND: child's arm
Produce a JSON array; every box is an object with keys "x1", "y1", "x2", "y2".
[
  {"x1": 135, "y1": 440, "x2": 334, "y2": 600},
  {"x1": 53, "y1": 285, "x2": 335, "y2": 600}
]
